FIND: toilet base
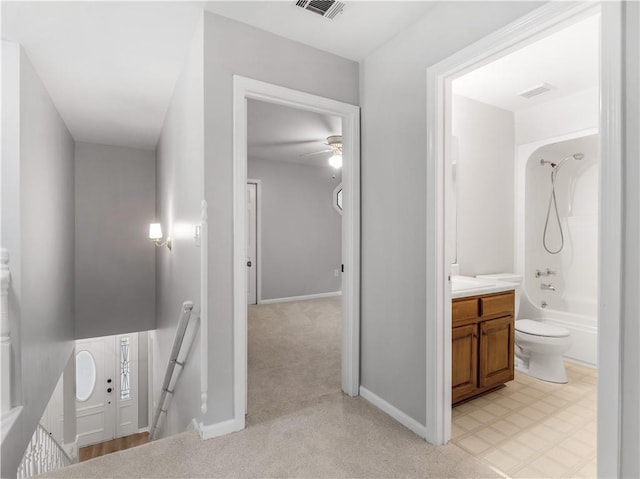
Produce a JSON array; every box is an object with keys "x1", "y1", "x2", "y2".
[{"x1": 515, "y1": 352, "x2": 568, "y2": 383}]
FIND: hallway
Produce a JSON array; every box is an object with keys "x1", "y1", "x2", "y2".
[{"x1": 41, "y1": 299, "x2": 498, "y2": 478}]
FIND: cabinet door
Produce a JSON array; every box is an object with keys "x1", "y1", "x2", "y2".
[
  {"x1": 452, "y1": 324, "x2": 478, "y2": 404},
  {"x1": 479, "y1": 316, "x2": 514, "y2": 388}
]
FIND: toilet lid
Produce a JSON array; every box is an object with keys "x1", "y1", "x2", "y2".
[{"x1": 516, "y1": 319, "x2": 570, "y2": 338}]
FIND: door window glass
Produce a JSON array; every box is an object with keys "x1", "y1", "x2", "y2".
[{"x1": 76, "y1": 350, "x2": 96, "y2": 401}]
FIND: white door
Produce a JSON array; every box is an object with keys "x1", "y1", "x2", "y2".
[
  {"x1": 76, "y1": 333, "x2": 138, "y2": 447},
  {"x1": 75, "y1": 337, "x2": 116, "y2": 447},
  {"x1": 247, "y1": 183, "x2": 257, "y2": 304}
]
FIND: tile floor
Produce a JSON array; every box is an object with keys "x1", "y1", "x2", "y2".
[{"x1": 451, "y1": 362, "x2": 597, "y2": 478}]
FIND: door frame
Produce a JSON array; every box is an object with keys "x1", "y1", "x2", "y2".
[
  {"x1": 232, "y1": 76, "x2": 361, "y2": 428},
  {"x1": 425, "y1": 2, "x2": 622, "y2": 477},
  {"x1": 247, "y1": 179, "x2": 262, "y2": 304}
]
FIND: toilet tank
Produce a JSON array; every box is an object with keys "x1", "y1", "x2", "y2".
[{"x1": 475, "y1": 273, "x2": 523, "y2": 318}]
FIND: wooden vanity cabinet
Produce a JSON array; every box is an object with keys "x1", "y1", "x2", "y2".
[{"x1": 452, "y1": 290, "x2": 514, "y2": 405}]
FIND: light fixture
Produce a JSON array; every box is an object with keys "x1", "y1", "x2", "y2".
[
  {"x1": 328, "y1": 153, "x2": 343, "y2": 169},
  {"x1": 149, "y1": 223, "x2": 172, "y2": 250}
]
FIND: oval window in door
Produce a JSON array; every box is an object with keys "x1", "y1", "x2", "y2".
[{"x1": 75, "y1": 350, "x2": 96, "y2": 402}]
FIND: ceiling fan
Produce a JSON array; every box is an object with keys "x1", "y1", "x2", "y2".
[{"x1": 300, "y1": 135, "x2": 343, "y2": 169}]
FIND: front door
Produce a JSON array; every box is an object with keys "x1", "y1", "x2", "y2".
[
  {"x1": 75, "y1": 336, "x2": 116, "y2": 447},
  {"x1": 75, "y1": 333, "x2": 138, "y2": 447}
]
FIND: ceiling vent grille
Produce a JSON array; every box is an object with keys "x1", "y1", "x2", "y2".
[
  {"x1": 518, "y1": 83, "x2": 555, "y2": 99},
  {"x1": 295, "y1": 0, "x2": 345, "y2": 19}
]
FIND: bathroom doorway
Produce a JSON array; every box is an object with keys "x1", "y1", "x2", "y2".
[{"x1": 424, "y1": 2, "x2": 619, "y2": 477}]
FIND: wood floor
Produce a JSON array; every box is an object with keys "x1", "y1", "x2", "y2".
[{"x1": 79, "y1": 432, "x2": 150, "y2": 462}]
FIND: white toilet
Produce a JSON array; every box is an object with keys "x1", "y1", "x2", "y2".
[{"x1": 475, "y1": 273, "x2": 572, "y2": 384}]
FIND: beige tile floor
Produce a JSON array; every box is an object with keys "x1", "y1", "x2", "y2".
[{"x1": 451, "y1": 362, "x2": 597, "y2": 478}]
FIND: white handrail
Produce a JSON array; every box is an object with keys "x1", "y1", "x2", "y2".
[
  {"x1": 1, "y1": 248, "x2": 12, "y2": 413},
  {"x1": 150, "y1": 301, "x2": 195, "y2": 440},
  {"x1": 16, "y1": 424, "x2": 73, "y2": 478}
]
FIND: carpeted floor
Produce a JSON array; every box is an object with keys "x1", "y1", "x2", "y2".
[{"x1": 40, "y1": 298, "x2": 499, "y2": 478}]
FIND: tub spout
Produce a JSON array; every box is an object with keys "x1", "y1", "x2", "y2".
[{"x1": 540, "y1": 283, "x2": 556, "y2": 291}]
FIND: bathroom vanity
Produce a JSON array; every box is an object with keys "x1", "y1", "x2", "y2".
[{"x1": 452, "y1": 287, "x2": 515, "y2": 405}]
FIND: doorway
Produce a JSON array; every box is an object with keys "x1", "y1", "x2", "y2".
[
  {"x1": 232, "y1": 76, "x2": 360, "y2": 430},
  {"x1": 75, "y1": 333, "x2": 139, "y2": 447},
  {"x1": 425, "y1": 1, "x2": 623, "y2": 477}
]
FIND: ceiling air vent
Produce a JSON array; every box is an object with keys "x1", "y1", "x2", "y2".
[
  {"x1": 295, "y1": 0, "x2": 345, "y2": 19},
  {"x1": 518, "y1": 83, "x2": 555, "y2": 99}
]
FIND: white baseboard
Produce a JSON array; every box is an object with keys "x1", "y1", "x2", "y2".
[
  {"x1": 359, "y1": 386, "x2": 427, "y2": 439},
  {"x1": 258, "y1": 291, "x2": 342, "y2": 305},
  {"x1": 198, "y1": 417, "x2": 244, "y2": 440},
  {"x1": 137, "y1": 427, "x2": 150, "y2": 434}
]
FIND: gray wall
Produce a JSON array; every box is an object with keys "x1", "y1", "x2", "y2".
[
  {"x1": 1, "y1": 44, "x2": 76, "y2": 477},
  {"x1": 153, "y1": 15, "x2": 204, "y2": 437},
  {"x1": 452, "y1": 95, "x2": 514, "y2": 277},
  {"x1": 248, "y1": 159, "x2": 342, "y2": 300},
  {"x1": 202, "y1": 11, "x2": 359, "y2": 426},
  {"x1": 74, "y1": 142, "x2": 156, "y2": 339},
  {"x1": 359, "y1": 1, "x2": 542, "y2": 426}
]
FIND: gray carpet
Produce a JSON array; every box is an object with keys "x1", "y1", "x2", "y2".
[{"x1": 41, "y1": 298, "x2": 500, "y2": 478}]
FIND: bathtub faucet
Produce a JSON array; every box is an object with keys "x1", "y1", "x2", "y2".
[
  {"x1": 540, "y1": 283, "x2": 556, "y2": 291},
  {"x1": 535, "y1": 268, "x2": 557, "y2": 277}
]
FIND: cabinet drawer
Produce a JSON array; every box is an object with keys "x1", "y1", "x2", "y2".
[
  {"x1": 480, "y1": 292, "x2": 514, "y2": 317},
  {"x1": 452, "y1": 298, "x2": 478, "y2": 323}
]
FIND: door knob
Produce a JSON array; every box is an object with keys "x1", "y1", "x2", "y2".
[
  {"x1": 107, "y1": 378, "x2": 112, "y2": 384},
  {"x1": 107, "y1": 387, "x2": 112, "y2": 393},
  {"x1": 247, "y1": 260, "x2": 252, "y2": 267}
]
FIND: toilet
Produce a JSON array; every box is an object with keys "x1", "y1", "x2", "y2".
[{"x1": 475, "y1": 273, "x2": 572, "y2": 384}]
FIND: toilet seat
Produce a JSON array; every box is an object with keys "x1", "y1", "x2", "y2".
[{"x1": 516, "y1": 319, "x2": 570, "y2": 338}]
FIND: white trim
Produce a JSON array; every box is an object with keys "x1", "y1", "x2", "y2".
[
  {"x1": 359, "y1": 387, "x2": 427, "y2": 439},
  {"x1": 425, "y1": 1, "x2": 616, "y2": 448},
  {"x1": 258, "y1": 291, "x2": 342, "y2": 305},
  {"x1": 597, "y1": 3, "x2": 623, "y2": 477},
  {"x1": 247, "y1": 179, "x2": 262, "y2": 304},
  {"x1": 197, "y1": 417, "x2": 244, "y2": 440},
  {"x1": 233, "y1": 76, "x2": 361, "y2": 432},
  {"x1": 137, "y1": 427, "x2": 150, "y2": 434}
]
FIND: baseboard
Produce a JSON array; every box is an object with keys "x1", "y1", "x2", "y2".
[
  {"x1": 137, "y1": 427, "x2": 150, "y2": 434},
  {"x1": 197, "y1": 417, "x2": 244, "y2": 440},
  {"x1": 359, "y1": 386, "x2": 427, "y2": 439},
  {"x1": 258, "y1": 291, "x2": 342, "y2": 305}
]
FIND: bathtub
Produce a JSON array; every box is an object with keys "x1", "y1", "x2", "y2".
[{"x1": 519, "y1": 294, "x2": 598, "y2": 366}]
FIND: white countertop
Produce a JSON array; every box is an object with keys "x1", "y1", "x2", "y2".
[{"x1": 451, "y1": 275, "x2": 515, "y2": 299}]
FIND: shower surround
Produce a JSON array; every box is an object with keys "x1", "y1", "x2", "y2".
[{"x1": 516, "y1": 131, "x2": 599, "y2": 366}]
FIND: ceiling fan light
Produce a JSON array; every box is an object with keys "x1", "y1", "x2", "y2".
[{"x1": 329, "y1": 154, "x2": 343, "y2": 169}]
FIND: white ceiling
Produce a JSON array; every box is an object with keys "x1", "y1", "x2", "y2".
[
  {"x1": 452, "y1": 14, "x2": 600, "y2": 112},
  {"x1": 248, "y1": 99, "x2": 341, "y2": 167},
  {"x1": 203, "y1": 1, "x2": 436, "y2": 61},
  {"x1": 2, "y1": 1, "x2": 434, "y2": 151},
  {"x1": 2, "y1": 1, "x2": 204, "y2": 150}
]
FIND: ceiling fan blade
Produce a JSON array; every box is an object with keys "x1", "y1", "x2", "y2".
[{"x1": 299, "y1": 149, "x2": 332, "y2": 158}]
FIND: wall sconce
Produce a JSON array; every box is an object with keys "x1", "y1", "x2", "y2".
[{"x1": 149, "y1": 223, "x2": 172, "y2": 250}]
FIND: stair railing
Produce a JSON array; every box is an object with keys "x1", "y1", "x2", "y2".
[
  {"x1": 150, "y1": 301, "x2": 196, "y2": 440},
  {"x1": 16, "y1": 424, "x2": 73, "y2": 478}
]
